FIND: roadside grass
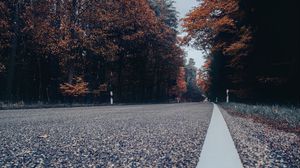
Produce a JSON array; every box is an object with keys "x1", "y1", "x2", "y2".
[
  {"x1": 0, "y1": 101, "x2": 180, "y2": 110},
  {"x1": 220, "y1": 102, "x2": 300, "y2": 130},
  {"x1": 0, "y1": 101, "x2": 108, "y2": 110}
]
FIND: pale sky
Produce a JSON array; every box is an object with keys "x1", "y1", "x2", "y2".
[{"x1": 174, "y1": 0, "x2": 205, "y2": 68}]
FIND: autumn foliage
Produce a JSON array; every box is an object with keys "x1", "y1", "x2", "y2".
[
  {"x1": 0, "y1": 1, "x2": 10, "y2": 73},
  {"x1": 176, "y1": 67, "x2": 187, "y2": 95},
  {"x1": 183, "y1": 0, "x2": 299, "y2": 102},
  {"x1": 60, "y1": 77, "x2": 88, "y2": 97},
  {"x1": 0, "y1": 0, "x2": 185, "y2": 103}
]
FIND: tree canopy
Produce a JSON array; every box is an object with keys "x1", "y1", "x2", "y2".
[
  {"x1": 184, "y1": 0, "x2": 300, "y2": 103},
  {"x1": 0, "y1": 0, "x2": 186, "y2": 103}
]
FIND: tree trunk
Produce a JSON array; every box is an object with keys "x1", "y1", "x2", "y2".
[
  {"x1": 117, "y1": 55, "x2": 124, "y2": 102},
  {"x1": 6, "y1": 3, "x2": 19, "y2": 101},
  {"x1": 68, "y1": 0, "x2": 77, "y2": 84},
  {"x1": 38, "y1": 58, "x2": 43, "y2": 100},
  {"x1": 68, "y1": 66, "x2": 74, "y2": 84}
]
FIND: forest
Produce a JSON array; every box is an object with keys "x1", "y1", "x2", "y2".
[
  {"x1": 0, "y1": 0, "x2": 203, "y2": 104},
  {"x1": 184, "y1": 0, "x2": 299, "y2": 104},
  {"x1": 1, "y1": 0, "x2": 299, "y2": 105}
]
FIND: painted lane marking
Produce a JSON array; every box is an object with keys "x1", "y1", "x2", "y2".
[{"x1": 196, "y1": 104, "x2": 243, "y2": 168}]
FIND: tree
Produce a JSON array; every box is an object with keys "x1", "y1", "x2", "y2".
[
  {"x1": 148, "y1": 0, "x2": 178, "y2": 30},
  {"x1": 60, "y1": 77, "x2": 88, "y2": 97},
  {"x1": 197, "y1": 68, "x2": 210, "y2": 95},
  {"x1": 171, "y1": 67, "x2": 187, "y2": 99},
  {"x1": 0, "y1": 0, "x2": 185, "y2": 103},
  {"x1": 183, "y1": 0, "x2": 253, "y2": 101},
  {"x1": 23, "y1": 0, "x2": 119, "y2": 100},
  {"x1": 184, "y1": 58, "x2": 203, "y2": 101},
  {"x1": 105, "y1": 0, "x2": 183, "y2": 102},
  {"x1": 183, "y1": 0, "x2": 300, "y2": 103},
  {"x1": 0, "y1": 1, "x2": 11, "y2": 73}
]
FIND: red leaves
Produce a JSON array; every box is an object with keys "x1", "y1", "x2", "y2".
[
  {"x1": 182, "y1": 0, "x2": 239, "y2": 47},
  {"x1": 169, "y1": 67, "x2": 187, "y2": 98},
  {"x1": 197, "y1": 70, "x2": 210, "y2": 94},
  {"x1": 182, "y1": 0, "x2": 244, "y2": 52},
  {"x1": 60, "y1": 77, "x2": 89, "y2": 97},
  {"x1": 0, "y1": 1, "x2": 11, "y2": 49},
  {"x1": 0, "y1": 1, "x2": 11, "y2": 74},
  {"x1": 177, "y1": 67, "x2": 187, "y2": 93},
  {"x1": 0, "y1": 0, "x2": 184, "y2": 102},
  {"x1": 182, "y1": 0, "x2": 255, "y2": 99}
]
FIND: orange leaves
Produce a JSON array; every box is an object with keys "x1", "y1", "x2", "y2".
[
  {"x1": 177, "y1": 67, "x2": 187, "y2": 94},
  {"x1": 122, "y1": 31, "x2": 145, "y2": 41},
  {"x1": 198, "y1": 58, "x2": 212, "y2": 94},
  {"x1": 197, "y1": 65, "x2": 211, "y2": 94},
  {"x1": 0, "y1": 1, "x2": 11, "y2": 74},
  {"x1": 0, "y1": 0, "x2": 185, "y2": 102},
  {"x1": 225, "y1": 27, "x2": 253, "y2": 69},
  {"x1": 181, "y1": 0, "x2": 255, "y2": 100},
  {"x1": 168, "y1": 66, "x2": 187, "y2": 98},
  {"x1": 182, "y1": 0, "x2": 253, "y2": 57},
  {"x1": 182, "y1": 0, "x2": 240, "y2": 51},
  {"x1": 0, "y1": 1, "x2": 11, "y2": 50},
  {"x1": 0, "y1": 2, "x2": 9, "y2": 30},
  {"x1": 197, "y1": 76, "x2": 210, "y2": 93},
  {"x1": 118, "y1": 0, "x2": 161, "y2": 41},
  {"x1": 212, "y1": 15, "x2": 236, "y2": 32},
  {"x1": 60, "y1": 77, "x2": 89, "y2": 97},
  {"x1": 203, "y1": 59, "x2": 212, "y2": 69},
  {"x1": 225, "y1": 27, "x2": 252, "y2": 55},
  {"x1": 225, "y1": 42, "x2": 247, "y2": 55}
]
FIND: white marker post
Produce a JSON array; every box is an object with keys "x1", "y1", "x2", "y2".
[
  {"x1": 110, "y1": 91, "x2": 113, "y2": 105},
  {"x1": 226, "y1": 89, "x2": 229, "y2": 103}
]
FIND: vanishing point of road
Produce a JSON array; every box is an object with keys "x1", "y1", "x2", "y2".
[{"x1": 0, "y1": 103, "x2": 235, "y2": 167}]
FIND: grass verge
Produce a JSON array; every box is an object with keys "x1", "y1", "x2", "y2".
[{"x1": 220, "y1": 102, "x2": 300, "y2": 134}]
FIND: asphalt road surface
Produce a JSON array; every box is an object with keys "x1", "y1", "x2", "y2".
[{"x1": 0, "y1": 103, "x2": 213, "y2": 167}]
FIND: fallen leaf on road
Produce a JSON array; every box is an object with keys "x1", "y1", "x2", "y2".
[{"x1": 38, "y1": 134, "x2": 49, "y2": 139}]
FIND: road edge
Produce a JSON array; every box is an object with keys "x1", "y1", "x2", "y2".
[{"x1": 196, "y1": 103, "x2": 244, "y2": 168}]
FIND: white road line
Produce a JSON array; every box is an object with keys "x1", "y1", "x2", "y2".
[{"x1": 196, "y1": 104, "x2": 243, "y2": 168}]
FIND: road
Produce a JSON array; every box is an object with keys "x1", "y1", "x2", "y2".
[
  {"x1": 0, "y1": 103, "x2": 213, "y2": 167},
  {"x1": 197, "y1": 104, "x2": 243, "y2": 168}
]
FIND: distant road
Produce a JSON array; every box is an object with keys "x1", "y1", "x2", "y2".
[{"x1": 0, "y1": 103, "x2": 213, "y2": 167}]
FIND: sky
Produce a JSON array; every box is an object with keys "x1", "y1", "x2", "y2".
[{"x1": 174, "y1": 0, "x2": 205, "y2": 68}]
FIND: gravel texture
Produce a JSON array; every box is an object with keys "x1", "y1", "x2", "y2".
[
  {"x1": 219, "y1": 106, "x2": 300, "y2": 168},
  {"x1": 0, "y1": 103, "x2": 213, "y2": 167},
  {"x1": 221, "y1": 103, "x2": 300, "y2": 130}
]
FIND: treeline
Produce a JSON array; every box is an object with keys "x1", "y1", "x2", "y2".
[
  {"x1": 183, "y1": 58, "x2": 203, "y2": 102},
  {"x1": 184, "y1": 0, "x2": 300, "y2": 103},
  {"x1": 0, "y1": 0, "x2": 190, "y2": 103}
]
